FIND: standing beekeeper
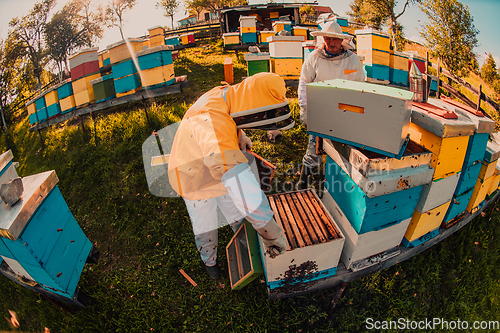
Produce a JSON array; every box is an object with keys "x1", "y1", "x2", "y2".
[
  {"x1": 168, "y1": 72, "x2": 292, "y2": 279},
  {"x1": 297, "y1": 20, "x2": 365, "y2": 190}
]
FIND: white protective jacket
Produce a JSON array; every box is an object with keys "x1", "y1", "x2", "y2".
[{"x1": 298, "y1": 47, "x2": 365, "y2": 110}]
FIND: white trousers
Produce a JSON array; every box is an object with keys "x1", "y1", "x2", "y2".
[{"x1": 183, "y1": 194, "x2": 245, "y2": 266}]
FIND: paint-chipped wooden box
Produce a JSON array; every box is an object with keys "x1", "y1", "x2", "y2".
[
  {"x1": 261, "y1": 189, "x2": 344, "y2": 291},
  {"x1": 322, "y1": 189, "x2": 411, "y2": 270},
  {"x1": 307, "y1": 79, "x2": 414, "y2": 158},
  {"x1": 226, "y1": 220, "x2": 263, "y2": 290}
]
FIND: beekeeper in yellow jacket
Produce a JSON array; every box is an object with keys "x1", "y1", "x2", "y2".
[
  {"x1": 298, "y1": 20, "x2": 365, "y2": 189},
  {"x1": 168, "y1": 72, "x2": 292, "y2": 279}
]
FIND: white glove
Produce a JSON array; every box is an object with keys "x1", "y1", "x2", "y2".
[
  {"x1": 299, "y1": 105, "x2": 307, "y2": 127},
  {"x1": 238, "y1": 130, "x2": 252, "y2": 150},
  {"x1": 254, "y1": 218, "x2": 288, "y2": 258}
]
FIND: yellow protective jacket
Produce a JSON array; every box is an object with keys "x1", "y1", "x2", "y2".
[{"x1": 168, "y1": 73, "x2": 287, "y2": 200}]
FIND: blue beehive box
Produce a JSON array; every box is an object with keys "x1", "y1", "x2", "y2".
[
  {"x1": 137, "y1": 45, "x2": 173, "y2": 70},
  {"x1": 114, "y1": 73, "x2": 142, "y2": 94},
  {"x1": 364, "y1": 64, "x2": 390, "y2": 81},
  {"x1": 389, "y1": 68, "x2": 408, "y2": 86},
  {"x1": 165, "y1": 36, "x2": 180, "y2": 46},
  {"x1": 0, "y1": 168, "x2": 93, "y2": 301},
  {"x1": 112, "y1": 59, "x2": 138, "y2": 80},
  {"x1": 46, "y1": 103, "x2": 61, "y2": 118},
  {"x1": 241, "y1": 33, "x2": 258, "y2": 44},
  {"x1": 56, "y1": 79, "x2": 74, "y2": 99},
  {"x1": 103, "y1": 58, "x2": 111, "y2": 66}
]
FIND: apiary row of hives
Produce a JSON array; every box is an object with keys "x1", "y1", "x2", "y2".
[{"x1": 25, "y1": 25, "x2": 194, "y2": 126}]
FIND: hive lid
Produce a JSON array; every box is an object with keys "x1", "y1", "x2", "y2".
[
  {"x1": 239, "y1": 16, "x2": 257, "y2": 21},
  {"x1": 308, "y1": 79, "x2": 414, "y2": 100},
  {"x1": 136, "y1": 44, "x2": 174, "y2": 57},
  {"x1": 0, "y1": 171, "x2": 59, "y2": 240},
  {"x1": 165, "y1": 35, "x2": 180, "y2": 40},
  {"x1": 267, "y1": 35, "x2": 305, "y2": 42},
  {"x1": 226, "y1": 220, "x2": 264, "y2": 290},
  {"x1": 107, "y1": 38, "x2": 145, "y2": 49},
  {"x1": 354, "y1": 28, "x2": 391, "y2": 37},
  {"x1": 148, "y1": 25, "x2": 164, "y2": 31},
  {"x1": 244, "y1": 52, "x2": 270, "y2": 61},
  {"x1": 0, "y1": 150, "x2": 13, "y2": 173},
  {"x1": 68, "y1": 47, "x2": 99, "y2": 60}
]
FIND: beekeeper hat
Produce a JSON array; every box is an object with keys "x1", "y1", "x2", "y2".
[
  {"x1": 225, "y1": 73, "x2": 294, "y2": 131},
  {"x1": 311, "y1": 21, "x2": 351, "y2": 40}
]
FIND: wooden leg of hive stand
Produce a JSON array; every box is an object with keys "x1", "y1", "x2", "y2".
[{"x1": 327, "y1": 281, "x2": 348, "y2": 315}]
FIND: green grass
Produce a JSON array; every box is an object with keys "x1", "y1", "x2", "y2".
[{"x1": 1, "y1": 41, "x2": 500, "y2": 332}]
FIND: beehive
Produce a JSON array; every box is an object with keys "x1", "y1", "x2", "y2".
[
  {"x1": 240, "y1": 16, "x2": 257, "y2": 44},
  {"x1": 322, "y1": 189, "x2": 411, "y2": 269},
  {"x1": 91, "y1": 74, "x2": 116, "y2": 103},
  {"x1": 165, "y1": 35, "x2": 180, "y2": 47},
  {"x1": 180, "y1": 33, "x2": 195, "y2": 45},
  {"x1": 355, "y1": 29, "x2": 391, "y2": 81},
  {"x1": 0, "y1": 166, "x2": 93, "y2": 301},
  {"x1": 403, "y1": 200, "x2": 451, "y2": 246},
  {"x1": 148, "y1": 26, "x2": 166, "y2": 47},
  {"x1": 107, "y1": 39, "x2": 144, "y2": 65},
  {"x1": 272, "y1": 21, "x2": 292, "y2": 34},
  {"x1": 270, "y1": 58, "x2": 302, "y2": 80},
  {"x1": 259, "y1": 31, "x2": 275, "y2": 45},
  {"x1": 268, "y1": 36, "x2": 304, "y2": 80},
  {"x1": 261, "y1": 189, "x2": 344, "y2": 290},
  {"x1": 307, "y1": 79, "x2": 414, "y2": 157},
  {"x1": 223, "y1": 33, "x2": 240, "y2": 47},
  {"x1": 68, "y1": 47, "x2": 99, "y2": 70},
  {"x1": 112, "y1": 59, "x2": 141, "y2": 95},
  {"x1": 26, "y1": 98, "x2": 38, "y2": 125},
  {"x1": 59, "y1": 95, "x2": 76, "y2": 114},
  {"x1": 389, "y1": 51, "x2": 409, "y2": 86},
  {"x1": 72, "y1": 73, "x2": 101, "y2": 107},
  {"x1": 245, "y1": 52, "x2": 270, "y2": 76},
  {"x1": 137, "y1": 45, "x2": 174, "y2": 70},
  {"x1": 34, "y1": 96, "x2": 48, "y2": 123},
  {"x1": 303, "y1": 40, "x2": 315, "y2": 60},
  {"x1": 324, "y1": 140, "x2": 432, "y2": 234},
  {"x1": 487, "y1": 162, "x2": 500, "y2": 195},
  {"x1": 292, "y1": 26, "x2": 308, "y2": 39}
]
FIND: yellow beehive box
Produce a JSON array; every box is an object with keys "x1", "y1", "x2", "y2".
[
  {"x1": 44, "y1": 88, "x2": 59, "y2": 106},
  {"x1": 404, "y1": 200, "x2": 451, "y2": 242},
  {"x1": 270, "y1": 58, "x2": 302, "y2": 79},
  {"x1": 59, "y1": 95, "x2": 76, "y2": 112},
  {"x1": 223, "y1": 33, "x2": 240, "y2": 46},
  {"x1": 72, "y1": 73, "x2": 100, "y2": 106},
  {"x1": 148, "y1": 25, "x2": 164, "y2": 37},
  {"x1": 357, "y1": 48, "x2": 390, "y2": 66},
  {"x1": 141, "y1": 64, "x2": 175, "y2": 87},
  {"x1": 27, "y1": 101, "x2": 36, "y2": 119},
  {"x1": 293, "y1": 26, "x2": 308, "y2": 38},
  {"x1": 259, "y1": 31, "x2": 275, "y2": 44},
  {"x1": 467, "y1": 175, "x2": 494, "y2": 213},
  {"x1": 355, "y1": 29, "x2": 391, "y2": 52},
  {"x1": 272, "y1": 21, "x2": 291, "y2": 34},
  {"x1": 488, "y1": 165, "x2": 500, "y2": 195},
  {"x1": 248, "y1": 13, "x2": 262, "y2": 22},
  {"x1": 107, "y1": 39, "x2": 145, "y2": 65},
  {"x1": 241, "y1": 26, "x2": 257, "y2": 33},
  {"x1": 409, "y1": 122, "x2": 470, "y2": 180},
  {"x1": 478, "y1": 159, "x2": 498, "y2": 181},
  {"x1": 270, "y1": 11, "x2": 279, "y2": 19},
  {"x1": 149, "y1": 35, "x2": 165, "y2": 47},
  {"x1": 391, "y1": 51, "x2": 410, "y2": 70}
]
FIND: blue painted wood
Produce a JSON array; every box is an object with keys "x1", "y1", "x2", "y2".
[
  {"x1": 241, "y1": 33, "x2": 258, "y2": 44},
  {"x1": 0, "y1": 238, "x2": 15, "y2": 264},
  {"x1": 36, "y1": 108, "x2": 48, "y2": 123},
  {"x1": 111, "y1": 60, "x2": 138, "y2": 80},
  {"x1": 35, "y1": 97, "x2": 46, "y2": 111},
  {"x1": 113, "y1": 73, "x2": 142, "y2": 94},
  {"x1": 138, "y1": 50, "x2": 173, "y2": 71},
  {"x1": 389, "y1": 68, "x2": 408, "y2": 86},
  {"x1": 364, "y1": 64, "x2": 390, "y2": 81},
  {"x1": 56, "y1": 82, "x2": 74, "y2": 100},
  {"x1": 46, "y1": 103, "x2": 61, "y2": 118},
  {"x1": 61, "y1": 106, "x2": 76, "y2": 114},
  {"x1": 0, "y1": 161, "x2": 13, "y2": 177},
  {"x1": 464, "y1": 133, "x2": 489, "y2": 168},
  {"x1": 267, "y1": 267, "x2": 337, "y2": 290},
  {"x1": 165, "y1": 36, "x2": 180, "y2": 46},
  {"x1": 431, "y1": 79, "x2": 438, "y2": 92},
  {"x1": 143, "y1": 78, "x2": 175, "y2": 91},
  {"x1": 325, "y1": 156, "x2": 424, "y2": 234},
  {"x1": 29, "y1": 113, "x2": 39, "y2": 125},
  {"x1": 402, "y1": 228, "x2": 439, "y2": 248},
  {"x1": 453, "y1": 162, "x2": 482, "y2": 197},
  {"x1": 444, "y1": 188, "x2": 474, "y2": 223}
]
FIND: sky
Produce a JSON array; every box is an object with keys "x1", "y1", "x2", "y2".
[{"x1": 0, "y1": 0, "x2": 499, "y2": 67}]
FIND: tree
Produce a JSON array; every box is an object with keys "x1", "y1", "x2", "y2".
[
  {"x1": 7, "y1": 0, "x2": 56, "y2": 92},
  {"x1": 105, "y1": 0, "x2": 137, "y2": 40},
  {"x1": 481, "y1": 53, "x2": 499, "y2": 84},
  {"x1": 157, "y1": 0, "x2": 180, "y2": 29},
  {"x1": 419, "y1": 0, "x2": 478, "y2": 76},
  {"x1": 71, "y1": 0, "x2": 105, "y2": 48},
  {"x1": 185, "y1": 0, "x2": 205, "y2": 21},
  {"x1": 347, "y1": 0, "x2": 385, "y2": 30}
]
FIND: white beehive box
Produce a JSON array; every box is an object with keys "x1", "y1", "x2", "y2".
[
  {"x1": 68, "y1": 47, "x2": 99, "y2": 69},
  {"x1": 260, "y1": 189, "x2": 344, "y2": 291},
  {"x1": 322, "y1": 189, "x2": 411, "y2": 270},
  {"x1": 307, "y1": 79, "x2": 414, "y2": 157},
  {"x1": 267, "y1": 36, "x2": 304, "y2": 58},
  {"x1": 415, "y1": 172, "x2": 461, "y2": 213}
]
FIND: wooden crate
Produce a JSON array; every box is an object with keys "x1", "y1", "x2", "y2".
[
  {"x1": 262, "y1": 189, "x2": 344, "y2": 290},
  {"x1": 270, "y1": 58, "x2": 302, "y2": 79},
  {"x1": 404, "y1": 200, "x2": 451, "y2": 243},
  {"x1": 68, "y1": 47, "x2": 99, "y2": 69},
  {"x1": 223, "y1": 33, "x2": 240, "y2": 46},
  {"x1": 268, "y1": 36, "x2": 304, "y2": 58},
  {"x1": 322, "y1": 189, "x2": 411, "y2": 270},
  {"x1": 107, "y1": 39, "x2": 144, "y2": 65},
  {"x1": 324, "y1": 138, "x2": 434, "y2": 198},
  {"x1": 325, "y1": 155, "x2": 425, "y2": 234},
  {"x1": 355, "y1": 29, "x2": 391, "y2": 52},
  {"x1": 307, "y1": 79, "x2": 413, "y2": 158}
]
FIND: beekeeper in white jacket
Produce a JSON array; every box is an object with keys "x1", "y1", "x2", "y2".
[{"x1": 297, "y1": 20, "x2": 365, "y2": 190}]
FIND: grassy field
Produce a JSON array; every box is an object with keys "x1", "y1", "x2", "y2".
[{"x1": 1, "y1": 40, "x2": 500, "y2": 332}]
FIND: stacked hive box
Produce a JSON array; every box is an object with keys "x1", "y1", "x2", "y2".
[
  {"x1": 488, "y1": 158, "x2": 500, "y2": 196},
  {"x1": 292, "y1": 26, "x2": 308, "y2": 39},
  {"x1": 303, "y1": 40, "x2": 315, "y2": 59},
  {"x1": 260, "y1": 189, "x2": 345, "y2": 290},
  {"x1": 244, "y1": 52, "x2": 270, "y2": 76},
  {"x1": 148, "y1": 26, "x2": 165, "y2": 47},
  {"x1": 466, "y1": 139, "x2": 500, "y2": 213},
  {"x1": 137, "y1": 45, "x2": 175, "y2": 90},
  {"x1": 43, "y1": 85, "x2": 61, "y2": 118},
  {"x1": 180, "y1": 33, "x2": 195, "y2": 45},
  {"x1": 108, "y1": 39, "x2": 144, "y2": 97},
  {"x1": 223, "y1": 32, "x2": 240, "y2": 47},
  {"x1": 34, "y1": 95, "x2": 48, "y2": 123},
  {"x1": 165, "y1": 35, "x2": 180, "y2": 47},
  {"x1": 240, "y1": 16, "x2": 257, "y2": 44},
  {"x1": 322, "y1": 138, "x2": 432, "y2": 269},
  {"x1": 26, "y1": 98, "x2": 38, "y2": 125},
  {"x1": 56, "y1": 79, "x2": 76, "y2": 114},
  {"x1": 259, "y1": 30, "x2": 275, "y2": 45},
  {"x1": 91, "y1": 74, "x2": 116, "y2": 103},
  {"x1": 0, "y1": 151, "x2": 93, "y2": 301},
  {"x1": 98, "y1": 50, "x2": 110, "y2": 68},
  {"x1": 272, "y1": 21, "x2": 292, "y2": 34},
  {"x1": 429, "y1": 98, "x2": 496, "y2": 224},
  {"x1": 268, "y1": 36, "x2": 304, "y2": 80},
  {"x1": 390, "y1": 51, "x2": 409, "y2": 86},
  {"x1": 306, "y1": 79, "x2": 414, "y2": 158},
  {"x1": 355, "y1": 29, "x2": 391, "y2": 82},
  {"x1": 403, "y1": 101, "x2": 475, "y2": 247},
  {"x1": 270, "y1": 11, "x2": 279, "y2": 23},
  {"x1": 69, "y1": 48, "x2": 101, "y2": 107}
]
